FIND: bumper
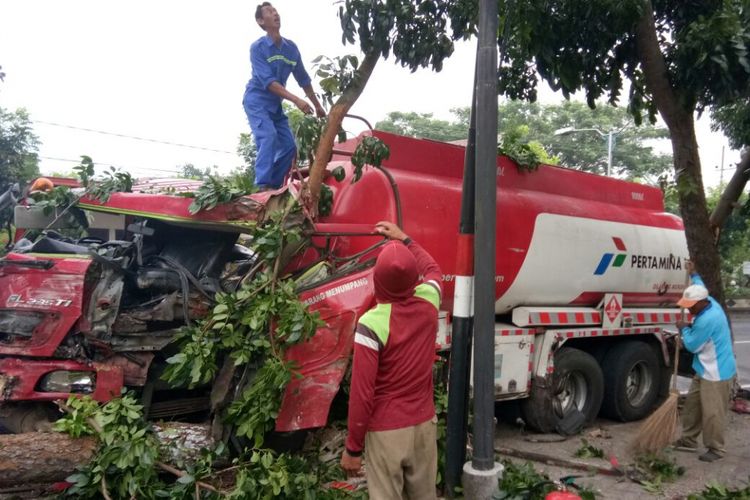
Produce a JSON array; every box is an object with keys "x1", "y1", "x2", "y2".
[{"x1": 0, "y1": 358, "x2": 123, "y2": 402}]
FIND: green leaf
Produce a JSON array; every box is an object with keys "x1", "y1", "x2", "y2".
[{"x1": 177, "y1": 474, "x2": 195, "y2": 484}]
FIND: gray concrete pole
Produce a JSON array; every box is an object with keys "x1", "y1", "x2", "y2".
[{"x1": 461, "y1": 0, "x2": 504, "y2": 496}]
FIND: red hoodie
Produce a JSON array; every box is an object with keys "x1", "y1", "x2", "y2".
[{"x1": 345, "y1": 239, "x2": 442, "y2": 455}]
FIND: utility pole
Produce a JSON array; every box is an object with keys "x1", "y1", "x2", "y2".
[
  {"x1": 718, "y1": 146, "x2": 728, "y2": 185},
  {"x1": 554, "y1": 126, "x2": 624, "y2": 176},
  {"x1": 444, "y1": 63, "x2": 477, "y2": 496},
  {"x1": 606, "y1": 130, "x2": 614, "y2": 177},
  {"x1": 461, "y1": 0, "x2": 504, "y2": 496}
]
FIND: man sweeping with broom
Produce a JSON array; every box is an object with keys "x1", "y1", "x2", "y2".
[{"x1": 671, "y1": 261, "x2": 737, "y2": 462}]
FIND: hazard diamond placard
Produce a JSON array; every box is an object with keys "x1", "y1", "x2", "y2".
[{"x1": 602, "y1": 293, "x2": 622, "y2": 328}]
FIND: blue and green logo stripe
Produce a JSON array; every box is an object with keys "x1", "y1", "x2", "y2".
[{"x1": 594, "y1": 237, "x2": 627, "y2": 275}]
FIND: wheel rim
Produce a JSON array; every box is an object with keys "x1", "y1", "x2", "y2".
[
  {"x1": 625, "y1": 360, "x2": 653, "y2": 407},
  {"x1": 555, "y1": 371, "x2": 588, "y2": 417}
]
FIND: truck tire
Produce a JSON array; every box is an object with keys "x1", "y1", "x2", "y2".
[
  {"x1": 600, "y1": 341, "x2": 661, "y2": 421},
  {"x1": 521, "y1": 347, "x2": 604, "y2": 434},
  {"x1": 0, "y1": 402, "x2": 59, "y2": 433}
]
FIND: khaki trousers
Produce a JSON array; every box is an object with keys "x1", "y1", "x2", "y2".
[
  {"x1": 364, "y1": 417, "x2": 438, "y2": 500},
  {"x1": 681, "y1": 376, "x2": 733, "y2": 455}
]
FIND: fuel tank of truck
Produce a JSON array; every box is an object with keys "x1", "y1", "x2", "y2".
[{"x1": 320, "y1": 131, "x2": 688, "y2": 313}]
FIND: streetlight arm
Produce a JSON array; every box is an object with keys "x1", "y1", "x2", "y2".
[{"x1": 553, "y1": 126, "x2": 607, "y2": 138}]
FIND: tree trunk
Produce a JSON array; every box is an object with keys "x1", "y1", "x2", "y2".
[
  {"x1": 710, "y1": 150, "x2": 750, "y2": 236},
  {"x1": 634, "y1": 0, "x2": 725, "y2": 303},
  {"x1": 0, "y1": 423, "x2": 212, "y2": 488},
  {"x1": 305, "y1": 51, "x2": 379, "y2": 212},
  {"x1": 0, "y1": 432, "x2": 97, "y2": 487}
]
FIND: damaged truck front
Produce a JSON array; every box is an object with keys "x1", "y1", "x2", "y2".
[
  {"x1": 2, "y1": 130, "x2": 690, "y2": 438},
  {"x1": 0, "y1": 186, "x2": 359, "y2": 435}
]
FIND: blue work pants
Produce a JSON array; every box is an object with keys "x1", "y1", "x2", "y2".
[{"x1": 244, "y1": 102, "x2": 297, "y2": 188}]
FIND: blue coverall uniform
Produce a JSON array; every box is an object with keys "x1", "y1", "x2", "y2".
[
  {"x1": 243, "y1": 35, "x2": 312, "y2": 188},
  {"x1": 678, "y1": 273, "x2": 737, "y2": 456},
  {"x1": 680, "y1": 274, "x2": 737, "y2": 382}
]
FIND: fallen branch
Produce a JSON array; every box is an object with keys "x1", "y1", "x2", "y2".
[
  {"x1": 55, "y1": 401, "x2": 223, "y2": 495},
  {"x1": 101, "y1": 476, "x2": 113, "y2": 500},
  {"x1": 495, "y1": 446, "x2": 623, "y2": 477},
  {"x1": 156, "y1": 461, "x2": 222, "y2": 495}
]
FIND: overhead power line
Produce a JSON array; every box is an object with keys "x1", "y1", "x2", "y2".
[
  {"x1": 39, "y1": 155, "x2": 182, "y2": 175},
  {"x1": 33, "y1": 120, "x2": 237, "y2": 155}
]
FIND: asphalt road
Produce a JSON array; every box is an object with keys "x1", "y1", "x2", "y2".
[{"x1": 729, "y1": 310, "x2": 750, "y2": 388}]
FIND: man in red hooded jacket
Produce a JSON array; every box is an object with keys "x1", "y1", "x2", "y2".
[{"x1": 341, "y1": 221, "x2": 442, "y2": 500}]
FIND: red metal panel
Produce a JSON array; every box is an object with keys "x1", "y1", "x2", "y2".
[
  {"x1": 276, "y1": 269, "x2": 375, "y2": 432},
  {"x1": 0, "y1": 358, "x2": 123, "y2": 402},
  {"x1": 77, "y1": 187, "x2": 286, "y2": 227},
  {"x1": 0, "y1": 254, "x2": 90, "y2": 357}
]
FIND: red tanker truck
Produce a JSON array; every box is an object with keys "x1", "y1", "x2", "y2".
[{"x1": 0, "y1": 130, "x2": 687, "y2": 435}]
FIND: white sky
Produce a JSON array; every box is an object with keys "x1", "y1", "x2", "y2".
[{"x1": 0, "y1": 0, "x2": 742, "y2": 187}]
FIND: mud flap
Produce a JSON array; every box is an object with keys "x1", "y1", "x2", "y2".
[{"x1": 554, "y1": 408, "x2": 586, "y2": 436}]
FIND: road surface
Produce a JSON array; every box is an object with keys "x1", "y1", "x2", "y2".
[{"x1": 729, "y1": 310, "x2": 750, "y2": 388}]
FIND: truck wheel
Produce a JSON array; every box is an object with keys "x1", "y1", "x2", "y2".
[
  {"x1": 521, "y1": 347, "x2": 604, "y2": 434},
  {"x1": 0, "y1": 402, "x2": 59, "y2": 433},
  {"x1": 600, "y1": 341, "x2": 661, "y2": 421}
]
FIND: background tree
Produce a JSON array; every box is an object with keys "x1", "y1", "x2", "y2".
[
  {"x1": 376, "y1": 101, "x2": 672, "y2": 181},
  {"x1": 236, "y1": 133, "x2": 258, "y2": 181},
  {"x1": 708, "y1": 98, "x2": 750, "y2": 268},
  {"x1": 705, "y1": 186, "x2": 750, "y2": 296},
  {"x1": 178, "y1": 163, "x2": 214, "y2": 180},
  {"x1": 712, "y1": 98, "x2": 750, "y2": 151},
  {"x1": 0, "y1": 107, "x2": 40, "y2": 191},
  {"x1": 376, "y1": 111, "x2": 467, "y2": 142}
]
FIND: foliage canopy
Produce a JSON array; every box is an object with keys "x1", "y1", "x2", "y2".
[{"x1": 0, "y1": 107, "x2": 40, "y2": 191}]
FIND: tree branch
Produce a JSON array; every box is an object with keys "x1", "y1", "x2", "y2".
[
  {"x1": 305, "y1": 50, "x2": 380, "y2": 213},
  {"x1": 55, "y1": 401, "x2": 223, "y2": 495},
  {"x1": 709, "y1": 150, "x2": 750, "y2": 238},
  {"x1": 633, "y1": 0, "x2": 688, "y2": 130}
]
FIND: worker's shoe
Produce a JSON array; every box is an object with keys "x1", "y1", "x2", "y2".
[
  {"x1": 672, "y1": 439, "x2": 698, "y2": 452},
  {"x1": 698, "y1": 450, "x2": 723, "y2": 463}
]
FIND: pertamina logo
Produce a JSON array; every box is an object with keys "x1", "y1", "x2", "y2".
[{"x1": 594, "y1": 237, "x2": 627, "y2": 275}]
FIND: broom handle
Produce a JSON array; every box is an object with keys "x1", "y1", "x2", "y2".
[{"x1": 671, "y1": 334, "x2": 680, "y2": 391}]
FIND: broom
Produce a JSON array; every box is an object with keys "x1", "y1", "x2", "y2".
[{"x1": 630, "y1": 331, "x2": 681, "y2": 455}]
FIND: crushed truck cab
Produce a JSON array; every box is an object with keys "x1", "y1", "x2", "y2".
[{"x1": 0, "y1": 130, "x2": 687, "y2": 435}]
